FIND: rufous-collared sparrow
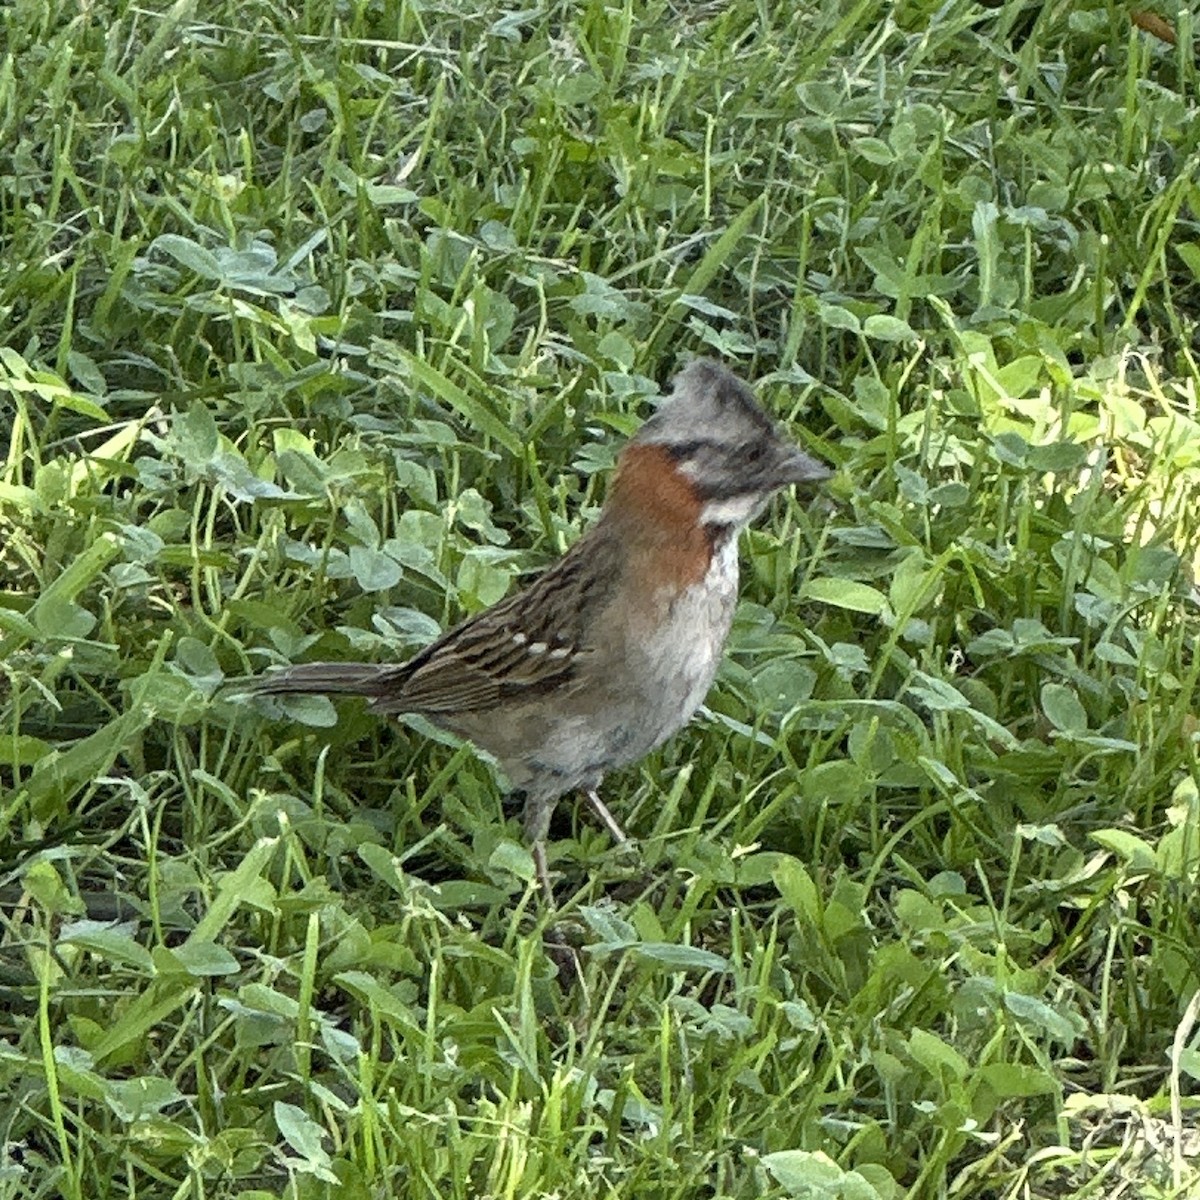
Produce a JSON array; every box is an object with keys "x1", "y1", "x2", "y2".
[{"x1": 249, "y1": 359, "x2": 830, "y2": 899}]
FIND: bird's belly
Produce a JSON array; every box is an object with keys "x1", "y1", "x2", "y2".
[{"x1": 447, "y1": 542, "x2": 739, "y2": 797}]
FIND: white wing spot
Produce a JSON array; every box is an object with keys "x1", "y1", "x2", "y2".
[
  {"x1": 528, "y1": 641, "x2": 548, "y2": 655},
  {"x1": 548, "y1": 647, "x2": 571, "y2": 660},
  {"x1": 512, "y1": 632, "x2": 527, "y2": 645}
]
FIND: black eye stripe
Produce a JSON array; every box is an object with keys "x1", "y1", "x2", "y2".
[
  {"x1": 662, "y1": 438, "x2": 719, "y2": 461},
  {"x1": 696, "y1": 481, "x2": 765, "y2": 501},
  {"x1": 665, "y1": 438, "x2": 771, "y2": 464}
]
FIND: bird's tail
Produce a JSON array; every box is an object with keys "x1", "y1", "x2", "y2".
[{"x1": 237, "y1": 662, "x2": 400, "y2": 699}]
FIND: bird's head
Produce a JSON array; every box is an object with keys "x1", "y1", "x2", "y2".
[{"x1": 628, "y1": 358, "x2": 831, "y2": 532}]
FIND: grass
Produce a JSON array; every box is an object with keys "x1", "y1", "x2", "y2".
[{"x1": 2, "y1": 0, "x2": 1200, "y2": 1196}]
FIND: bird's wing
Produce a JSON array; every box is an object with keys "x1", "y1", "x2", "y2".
[{"x1": 370, "y1": 535, "x2": 609, "y2": 716}]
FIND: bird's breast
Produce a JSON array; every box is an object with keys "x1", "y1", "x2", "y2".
[{"x1": 636, "y1": 532, "x2": 740, "y2": 727}]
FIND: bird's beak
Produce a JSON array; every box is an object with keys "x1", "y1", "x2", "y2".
[{"x1": 777, "y1": 446, "x2": 833, "y2": 486}]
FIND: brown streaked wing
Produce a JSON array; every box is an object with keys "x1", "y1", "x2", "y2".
[{"x1": 371, "y1": 535, "x2": 606, "y2": 716}]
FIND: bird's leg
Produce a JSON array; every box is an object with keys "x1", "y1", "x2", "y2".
[
  {"x1": 582, "y1": 788, "x2": 628, "y2": 844},
  {"x1": 522, "y1": 793, "x2": 558, "y2": 906},
  {"x1": 522, "y1": 789, "x2": 628, "y2": 906},
  {"x1": 532, "y1": 839, "x2": 556, "y2": 908}
]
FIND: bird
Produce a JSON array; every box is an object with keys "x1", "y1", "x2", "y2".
[{"x1": 247, "y1": 359, "x2": 831, "y2": 900}]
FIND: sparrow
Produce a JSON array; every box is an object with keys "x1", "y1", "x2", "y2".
[{"x1": 248, "y1": 359, "x2": 830, "y2": 900}]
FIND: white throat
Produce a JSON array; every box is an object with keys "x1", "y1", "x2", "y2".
[{"x1": 699, "y1": 493, "x2": 766, "y2": 529}]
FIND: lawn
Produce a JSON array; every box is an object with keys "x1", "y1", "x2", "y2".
[{"x1": 2, "y1": 1, "x2": 1200, "y2": 1197}]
